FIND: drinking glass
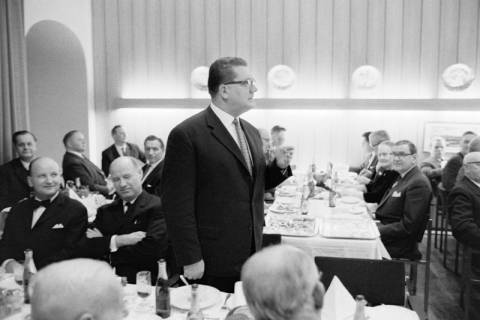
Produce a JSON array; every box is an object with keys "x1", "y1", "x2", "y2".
[{"x1": 136, "y1": 271, "x2": 152, "y2": 312}]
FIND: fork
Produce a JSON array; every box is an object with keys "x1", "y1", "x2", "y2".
[{"x1": 221, "y1": 293, "x2": 232, "y2": 310}]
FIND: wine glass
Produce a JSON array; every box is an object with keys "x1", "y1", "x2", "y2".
[{"x1": 136, "y1": 271, "x2": 152, "y2": 312}]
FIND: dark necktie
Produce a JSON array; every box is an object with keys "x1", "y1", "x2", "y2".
[
  {"x1": 123, "y1": 201, "x2": 132, "y2": 214},
  {"x1": 32, "y1": 199, "x2": 51, "y2": 210},
  {"x1": 233, "y1": 118, "x2": 252, "y2": 176},
  {"x1": 142, "y1": 164, "x2": 151, "y2": 177}
]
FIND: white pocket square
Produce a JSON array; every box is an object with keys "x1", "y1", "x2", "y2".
[
  {"x1": 392, "y1": 191, "x2": 402, "y2": 197},
  {"x1": 52, "y1": 224, "x2": 64, "y2": 229}
]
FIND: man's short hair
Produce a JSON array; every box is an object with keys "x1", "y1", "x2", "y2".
[
  {"x1": 378, "y1": 140, "x2": 394, "y2": 148},
  {"x1": 12, "y1": 130, "x2": 37, "y2": 145},
  {"x1": 369, "y1": 130, "x2": 390, "y2": 147},
  {"x1": 468, "y1": 137, "x2": 480, "y2": 152},
  {"x1": 111, "y1": 125, "x2": 122, "y2": 135},
  {"x1": 362, "y1": 131, "x2": 372, "y2": 142},
  {"x1": 144, "y1": 135, "x2": 165, "y2": 150},
  {"x1": 62, "y1": 130, "x2": 79, "y2": 147},
  {"x1": 395, "y1": 140, "x2": 417, "y2": 155},
  {"x1": 463, "y1": 131, "x2": 476, "y2": 136},
  {"x1": 271, "y1": 125, "x2": 286, "y2": 134},
  {"x1": 31, "y1": 259, "x2": 123, "y2": 320},
  {"x1": 242, "y1": 245, "x2": 323, "y2": 320},
  {"x1": 207, "y1": 57, "x2": 248, "y2": 97}
]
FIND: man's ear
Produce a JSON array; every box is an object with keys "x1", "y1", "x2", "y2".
[
  {"x1": 27, "y1": 176, "x2": 33, "y2": 188},
  {"x1": 219, "y1": 85, "x2": 229, "y2": 99},
  {"x1": 312, "y1": 281, "x2": 324, "y2": 310}
]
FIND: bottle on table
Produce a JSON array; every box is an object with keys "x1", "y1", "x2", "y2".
[
  {"x1": 155, "y1": 259, "x2": 171, "y2": 318},
  {"x1": 328, "y1": 174, "x2": 336, "y2": 208},
  {"x1": 23, "y1": 249, "x2": 37, "y2": 304},
  {"x1": 353, "y1": 294, "x2": 367, "y2": 320},
  {"x1": 186, "y1": 283, "x2": 204, "y2": 320}
]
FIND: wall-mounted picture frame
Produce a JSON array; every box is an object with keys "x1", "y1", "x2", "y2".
[{"x1": 423, "y1": 122, "x2": 480, "y2": 153}]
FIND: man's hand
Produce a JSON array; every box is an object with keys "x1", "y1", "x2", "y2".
[
  {"x1": 86, "y1": 227, "x2": 103, "y2": 238},
  {"x1": 184, "y1": 259, "x2": 205, "y2": 280},
  {"x1": 356, "y1": 175, "x2": 371, "y2": 185},
  {"x1": 115, "y1": 231, "x2": 146, "y2": 248},
  {"x1": 5, "y1": 260, "x2": 22, "y2": 274},
  {"x1": 275, "y1": 146, "x2": 294, "y2": 169}
]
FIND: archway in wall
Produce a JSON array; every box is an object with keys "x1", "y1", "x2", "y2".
[{"x1": 26, "y1": 20, "x2": 88, "y2": 164}]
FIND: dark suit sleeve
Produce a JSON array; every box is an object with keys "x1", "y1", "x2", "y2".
[
  {"x1": 449, "y1": 187, "x2": 480, "y2": 250},
  {"x1": 135, "y1": 145, "x2": 146, "y2": 163},
  {"x1": 68, "y1": 160, "x2": 97, "y2": 190},
  {"x1": 378, "y1": 182, "x2": 431, "y2": 239},
  {"x1": 161, "y1": 127, "x2": 203, "y2": 267},
  {"x1": 112, "y1": 204, "x2": 167, "y2": 265},
  {"x1": 37, "y1": 206, "x2": 88, "y2": 267},
  {"x1": 265, "y1": 160, "x2": 292, "y2": 190},
  {"x1": 0, "y1": 165, "x2": 8, "y2": 210},
  {"x1": 0, "y1": 209, "x2": 23, "y2": 264},
  {"x1": 101, "y1": 151, "x2": 110, "y2": 176},
  {"x1": 442, "y1": 156, "x2": 462, "y2": 191}
]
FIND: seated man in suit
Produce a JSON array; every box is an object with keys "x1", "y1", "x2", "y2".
[
  {"x1": 31, "y1": 259, "x2": 125, "y2": 320},
  {"x1": 84, "y1": 157, "x2": 167, "y2": 283},
  {"x1": 442, "y1": 131, "x2": 477, "y2": 192},
  {"x1": 0, "y1": 157, "x2": 88, "y2": 272},
  {"x1": 102, "y1": 125, "x2": 145, "y2": 176},
  {"x1": 358, "y1": 130, "x2": 390, "y2": 182},
  {"x1": 242, "y1": 245, "x2": 324, "y2": 320},
  {"x1": 449, "y1": 151, "x2": 480, "y2": 320},
  {"x1": 141, "y1": 135, "x2": 165, "y2": 197},
  {"x1": 375, "y1": 140, "x2": 432, "y2": 259},
  {"x1": 0, "y1": 130, "x2": 37, "y2": 211},
  {"x1": 62, "y1": 130, "x2": 113, "y2": 196}
]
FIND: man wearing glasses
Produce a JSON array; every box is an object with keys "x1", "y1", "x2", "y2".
[
  {"x1": 449, "y1": 152, "x2": 480, "y2": 320},
  {"x1": 375, "y1": 140, "x2": 432, "y2": 259},
  {"x1": 161, "y1": 57, "x2": 293, "y2": 292}
]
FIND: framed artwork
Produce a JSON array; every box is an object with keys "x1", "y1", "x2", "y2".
[{"x1": 423, "y1": 122, "x2": 480, "y2": 153}]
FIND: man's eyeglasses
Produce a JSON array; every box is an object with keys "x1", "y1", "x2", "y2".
[
  {"x1": 392, "y1": 152, "x2": 412, "y2": 158},
  {"x1": 223, "y1": 79, "x2": 256, "y2": 87},
  {"x1": 378, "y1": 152, "x2": 393, "y2": 157}
]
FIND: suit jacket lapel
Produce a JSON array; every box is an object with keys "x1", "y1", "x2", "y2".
[
  {"x1": 32, "y1": 194, "x2": 65, "y2": 230},
  {"x1": 205, "y1": 107, "x2": 252, "y2": 176},
  {"x1": 124, "y1": 192, "x2": 147, "y2": 225},
  {"x1": 242, "y1": 120, "x2": 261, "y2": 178},
  {"x1": 377, "y1": 176, "x2": 402, "y2": 208},
  {"x1": 111, "y1": 145, "x2": 120, "y2": 158}
]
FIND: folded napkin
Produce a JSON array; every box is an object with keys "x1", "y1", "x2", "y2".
[{"x1": 320, "y1": 276, "x2": 356, "y2": 320}]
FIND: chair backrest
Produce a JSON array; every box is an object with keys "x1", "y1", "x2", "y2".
[{"x1": 315, "y1": 256, "x2": 406, "y2": 306}]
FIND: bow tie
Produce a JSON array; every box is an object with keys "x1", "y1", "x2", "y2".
[{"x1": 32, "y1": 199, "x2": 52, "y2": 210}]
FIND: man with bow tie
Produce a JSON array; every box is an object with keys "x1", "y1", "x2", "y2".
[
  {"x1": 82, "y1": 157, "x2": 167, "y2": 283},
  {"x1": 375, "y1": 140, "x2": 432, "y2": 259},
  {"x1": 0, "y1": 157, "x2": 88, "y2": 273}
]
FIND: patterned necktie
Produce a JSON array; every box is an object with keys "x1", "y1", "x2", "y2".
[{"x1": 233, "y1": 118, "x2": 252, "y2": 176}]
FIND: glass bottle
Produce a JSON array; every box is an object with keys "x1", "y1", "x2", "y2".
[
  {"x1": 186, "y1": 284, "x2": 204, "y2": 320},
  {"x1": 353, "y1": 294, "x2": 367, "y2": 320},
  {"x1": 23, "y1": 249, "x2": 37, "y2": 304},
  {"x1": 155, "y1": 259, "x2": 171, "y2": 318}
]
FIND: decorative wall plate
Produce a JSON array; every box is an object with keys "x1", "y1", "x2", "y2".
[
  {"x1": 190, "y1": 66, "x2": 209, "y2": 91},
  {"x1": 351, "y1": 65, "x2": 381, "y2": 90},
  {"x1": 442, "y1": 63, "x2": 475, "y2": 91},
  {"x1": 268, "y1": 65, "x2": 296, "y2": 90}
]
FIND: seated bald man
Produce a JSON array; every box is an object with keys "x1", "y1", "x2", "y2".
[
  {"x1": 241, "y1": 245, "x2": 324, "y2": 320},
  {"x1": 31, "y1": 259, "x2": 125, "y2": 320},
  {"x1": 0, "y1": 157, "x2": 88, "y2": 272}
]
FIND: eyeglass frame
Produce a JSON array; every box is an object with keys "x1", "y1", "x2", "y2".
[
  {"x1": 392, "y1": 152, "x2": 413, "y2": 158},
  {"x1": 223, "y1": 79, "x2": 256, "y2": 87}
]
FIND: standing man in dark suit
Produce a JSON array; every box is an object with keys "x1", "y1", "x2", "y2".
[
  {"x1": 0, "y1": 157, "x2": 88, "y2": 272},
  {"x1": 375, "y1": 140, "x2": 432, "y2": 259},
  {"x1": 449, "y1": 151, "x2": 480, "y2": 320},
  {"x1": 62, "y1": 130, "x2": 113, "y2": 196},
  {"x1": 0, "y1": 131, "x2": 37, "y2": 211},
  {"x1": 141, "y1": 135, "x2": 165, "y2": 197},
  {"x1": 101, "y1": 125, "x2": 145, "y2": 176},
  {"x1": 83, "y1": 157, "x2": 167, "y2": 283},
  {"x1": 442, "y1": 131, "x2": 477, "y2": 192},
  {"x1": 161, "y1": 57, "x2": 293, "y2": 292}
]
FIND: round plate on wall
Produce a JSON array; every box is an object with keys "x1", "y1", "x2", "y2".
[
  {"x1": 442, "y1": 63, "x2": 475, "y2": 91},
  {"x1": 351, "y1": 65, "x2": 381, "y2": 90},
  {"x1": 268, "y1": 65, "x2": 296, "y2": 90},
  {"x1": 191, "y1": 66, "x2": 209, "y2": 91}
]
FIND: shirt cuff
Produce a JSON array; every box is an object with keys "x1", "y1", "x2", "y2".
[{"x1": 110, "y1": 235, "x2": 119, "y2": 252}]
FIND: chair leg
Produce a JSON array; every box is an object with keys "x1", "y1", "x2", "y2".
[
  {"x1": 455, "y1": 241, "x2": 461, "y2": 275},
  {"x1": 443, "y1": 229, "x2": 449, "y2": 268},
  {"x1": 409, "y1": 264, "x2": 418, "y2": 296},
  {"x1": 433, "y1": 203, "x2": 439, "y2": 249},
  {"x1": 439, "y1": 210, "x2": 445, "y2": 253}
]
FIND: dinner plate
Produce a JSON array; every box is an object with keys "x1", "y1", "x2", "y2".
[
  {"x1": 170, "y1": 285, "x2": 221, "y2": 310},
  {"x1": 338, "y1": 196, "x2": 361, "y2": 205}
]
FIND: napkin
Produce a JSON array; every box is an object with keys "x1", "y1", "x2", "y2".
[
  {"x1": 233, "y1": 281, "x2": 247, "y2": 307},
  {"x1": 320, "y1": 276, "x2": 356, "y2": 320}
]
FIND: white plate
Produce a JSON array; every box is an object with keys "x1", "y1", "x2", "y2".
[
  {"x1": 170, "y1": 285, "x2": 221, "y2": 310},
  {"x1": 338, "y1": 196, "x2": 361, "y2": 205}
]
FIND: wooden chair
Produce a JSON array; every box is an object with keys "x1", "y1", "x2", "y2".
[
  {"x1": 461, "y1": 245, "x2": 480, "y2": 320},
  {"x1": 440, "y1": 186, "x2": 461, "y2": 274},
  {"x1": 314, "y1": 256, "x2": 407, "y2": 306}
]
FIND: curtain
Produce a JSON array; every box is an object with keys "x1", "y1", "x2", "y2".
[{"x1": 0, "y1": 0, "x2": 29, "y2": 164}]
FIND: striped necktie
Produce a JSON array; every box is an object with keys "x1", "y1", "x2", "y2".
[{"x1": 233, "y1": 118, "x2": 252, "y2": 176}]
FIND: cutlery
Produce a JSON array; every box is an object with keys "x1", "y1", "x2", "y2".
[{"x1": 179, "y1": 275, "x2": 190, "y2": 286}]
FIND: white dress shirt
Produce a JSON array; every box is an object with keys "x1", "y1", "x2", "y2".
[
  {"x1": 210, "y1": 103, "x2": 241, "y2": 148},
  {"x1": 115, "y1": 144, "x2": 127, "y2": 156},
  {"x1": 32, "y1": 192, "x2": 60, "y2": 228}
]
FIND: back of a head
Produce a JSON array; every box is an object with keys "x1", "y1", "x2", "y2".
[
  {"x1": 369, "y1": 130, "x2": 390, "y2": 147},
  {"x1": 241, "y1": 245, "x2": 323, "y2": 320},
  {"x1": 468, "y1": 136, "x2": 480, "y2": 152},
  {"x1": 208, "y1": 57, "x2": 247, "y2": 98},
  {"x1": 31, "y1": 259, "x2": 123, "y2": 320}
]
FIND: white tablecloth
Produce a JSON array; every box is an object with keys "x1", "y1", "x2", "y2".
[{"x1": 266, "y1": 199, "x2": 390, "y2": 260}]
